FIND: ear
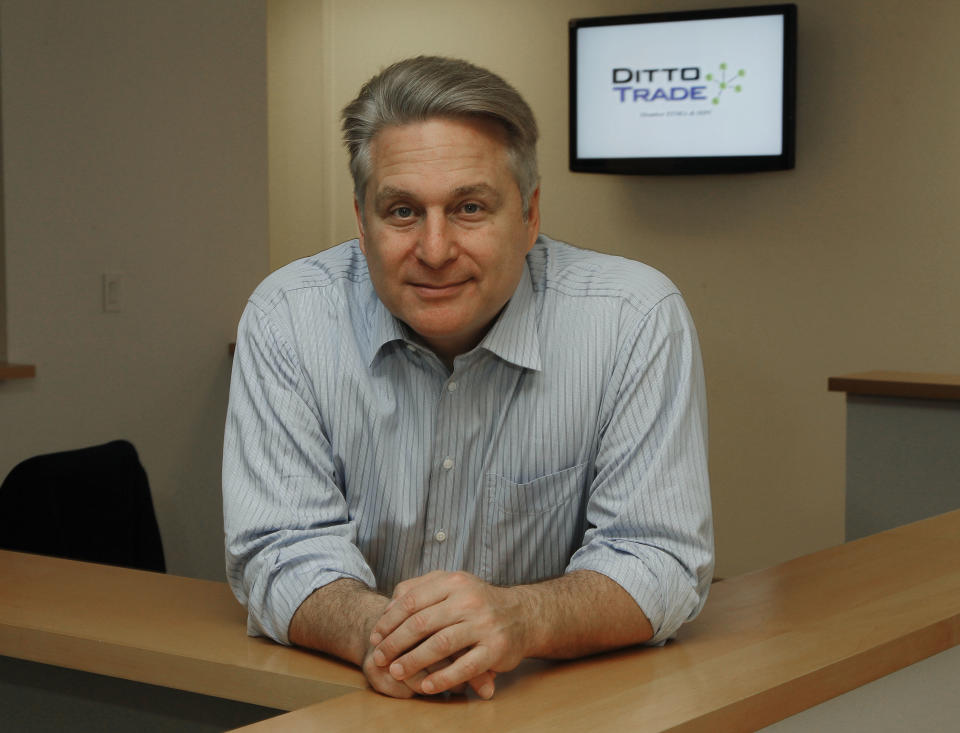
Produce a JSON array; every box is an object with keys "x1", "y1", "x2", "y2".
[
  {"x1": 354, "y1": 196, "x2": 366, "y2": 254},
  {"x1": 524, "y1": 186, "x2": 541, "y2": 252}
]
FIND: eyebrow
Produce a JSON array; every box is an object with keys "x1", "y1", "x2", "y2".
[
  {"x1": 372, "y1": 183, "x2": 503, "y2": 210},
  {"x1": 450, "y1": 184, "x2": 502, "y2": 206},
  {"x1": 373, "y1": 186, "x2": 413, "y2": 210}
]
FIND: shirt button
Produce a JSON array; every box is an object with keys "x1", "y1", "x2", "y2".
[
  {"x1": 442, "y1": 457, "x2": 454, "y2": 470},
  {"x1": 447, "y1": 381, "x2": 458, "y2": 392},
  {"x1": 435, "y1": 529, "x2": 447, "y2": 543}
]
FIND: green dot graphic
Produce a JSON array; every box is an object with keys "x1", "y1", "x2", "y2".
[{"x1": 708, "y1": 62, "x2": 747, "y2": 105}]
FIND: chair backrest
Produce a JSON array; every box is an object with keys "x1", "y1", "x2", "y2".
[{"x1": 0, "y1": 440, "x2": 165, "y2": 572}]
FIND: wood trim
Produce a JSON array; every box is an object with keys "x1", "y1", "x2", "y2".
[
  {"x1": 828, "y1": 371, "x2": 960, "y2": 401},
  {"x1": 0, "y1": 362, "x2": 36, "y2": 380}
]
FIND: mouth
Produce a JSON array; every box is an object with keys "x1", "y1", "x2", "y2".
[{"x1": 409, "y1": 279, "x2": 470, "y2": 298}]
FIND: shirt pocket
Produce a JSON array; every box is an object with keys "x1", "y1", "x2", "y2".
[{"x1": 482, "y1": 462, "x2": 590, "y2": 587}]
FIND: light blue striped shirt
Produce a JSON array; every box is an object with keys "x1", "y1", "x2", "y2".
[{"x1": 223, "y1": 234, "x2": 713, "y2": 645}]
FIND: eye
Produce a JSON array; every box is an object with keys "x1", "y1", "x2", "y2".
[
  {"x1": 460, "y1": 202, "x2": 483, "y2": 215},
  {"x1": 391, "y1": 206, "x2": 414, "y2": 219}
]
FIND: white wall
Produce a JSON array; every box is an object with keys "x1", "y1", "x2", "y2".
[
  {"x1": 268, "y1": 0, "x2": 960, "y2": 577},
  {"x1": 0, "y1": 0, "x2": 269, "y2": 581}
]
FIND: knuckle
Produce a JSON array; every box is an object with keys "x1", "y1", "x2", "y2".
[
  {"x1": 399, "y1": 592, "x2": 419, "y2": 613},
  {"x1": 410, "y1": 611, "x2": 431, "y2": 634},
  {"x1": 458, "y1": 655, "x2": 484, "y2": 679},
  {"x1": 430, "y1": 629, "x2": 454, "y2": 656},
  {"x1": 450, "y1": 571, "x2": 472, "y2": 588}
]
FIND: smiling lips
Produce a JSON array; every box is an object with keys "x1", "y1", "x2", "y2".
[{"x1": 409, "y1": 279, "x2": 470, "y2": 298}]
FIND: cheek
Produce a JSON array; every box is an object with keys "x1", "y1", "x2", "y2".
[{"x1": 363, "y1": 234, "x2": 403, "y2": 276}]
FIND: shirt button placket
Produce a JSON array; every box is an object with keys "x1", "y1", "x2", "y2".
[{"x1": 426, "y1": 374, "x2": 460, "y2": 566}]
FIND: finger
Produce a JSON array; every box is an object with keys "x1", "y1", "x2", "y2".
[
  {"x1": 448, "y1": 651, "x2": 494, "y2": 698},
  {"x1": 372, "y1": 605, "x2": 449, "y2": 669},
  {"x1": 368, "y1": 669, "x2": 417, "y2": 698},
  {"x1": 362, "y1": 652, "x2": 416, "y2": 699},
  {"x1": 467, "y1": 670, "x2": 497, "y2": 700},
  {"x1": 406, "y1": 652, "x2": 491, "y2": 697},
  {"x1": 419, "y1": 645, "x2": 493, "y2": 696},
  {"x1": 385, "y1": 620, "x2": 475, "y2": 681},
  {"x1": 371, "y1": 576, "x2": 452, "y2": 646},
  {"x1": 401, "y1": 657, "x2": 462, "y2": 696}
]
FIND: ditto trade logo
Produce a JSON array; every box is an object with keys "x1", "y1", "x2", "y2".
[
  {"x1": 705, "y1": 63, "x2": 746, "y2": 105},
  {"x1": 610, "y1": 62, "x2": 747, "y2": 106}
]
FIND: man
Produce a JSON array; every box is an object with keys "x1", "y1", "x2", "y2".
[{"x1": 223, "y1": 56, "x2": 713, "y2": 700}]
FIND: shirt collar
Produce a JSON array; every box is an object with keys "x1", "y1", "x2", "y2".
[
  {"x1": 364, "y1": 289, "x2": 408, "y2": 368},
  {"x1": 364, "y1": 259, "x2": 542, "y2": 372},
  {"x1": 476, "y1": 262, "x2": 542, "y2": 371}
]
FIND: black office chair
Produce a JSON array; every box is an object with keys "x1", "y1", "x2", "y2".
[{"x1": 0, "y1": 440, "x2": 166, "y2": 572}]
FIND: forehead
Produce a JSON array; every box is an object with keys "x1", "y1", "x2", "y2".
[{"x1": 366, "y1": 117, "x2": 516, "y2": 199}]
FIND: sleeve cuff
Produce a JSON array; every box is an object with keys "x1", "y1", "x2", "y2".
[
  {"x1": 566, "y1": 540, "x2": 703, "y2": 644},
  {"x1": 243, "y1": 543, "x2": 378, "y2": 645}
]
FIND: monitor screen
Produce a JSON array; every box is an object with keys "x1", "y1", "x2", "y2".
[{"x1": 570, "y1": 4, "x2": 797, "y2": 174}]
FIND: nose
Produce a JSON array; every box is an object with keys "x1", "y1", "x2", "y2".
[{"x1": 415, "y1": 211, "x2": 457, "y2": 269}]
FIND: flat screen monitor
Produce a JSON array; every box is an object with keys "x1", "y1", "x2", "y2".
[{"x1": 570, "y1": 4, "x2": 797, "y2": 174}]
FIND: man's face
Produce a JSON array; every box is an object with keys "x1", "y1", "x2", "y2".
[{"x1": 356, "y1": 116, "x2": 540, "y2": 365}]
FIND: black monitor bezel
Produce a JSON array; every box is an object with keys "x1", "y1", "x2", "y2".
[{"x1": 569, "y1": 4, "x2": 797, "y2": 175}]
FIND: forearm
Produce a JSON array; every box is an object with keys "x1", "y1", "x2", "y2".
[
  {"x1": 513, "y1": 569, "x2": 653, "y2": 660},
  {"x1": 288, "y1": 578, "x2": 389, "y2": 666}
]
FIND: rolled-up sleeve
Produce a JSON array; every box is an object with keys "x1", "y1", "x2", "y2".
[
  {"x1": 566, "y1": 293, "x2": 714, "y2": 643},
  {"x1": 222, "y1": 298, "x2": 376, "y2": 644}
]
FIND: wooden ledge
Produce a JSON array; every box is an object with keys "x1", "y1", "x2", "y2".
[
  {"x1": 234, "y1": 510, "x2": 960, "y2": 732},
  {"x1": 0, "y1": 362, "x2": 36, "y2": 380},
  {"x1": 828, "y1": 371, "x2": 960, "y2": 401},
  {"x1": 0, "y1": 551, "x2": 366, "y2": 711}
]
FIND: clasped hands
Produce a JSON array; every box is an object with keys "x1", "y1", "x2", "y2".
[{"x1": 361, "y1": 570, "x2": 530, "y2": 700}]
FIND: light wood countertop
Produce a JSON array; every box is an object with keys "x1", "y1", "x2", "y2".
[
  {"x1": 0, "y1": 551, "x2": 365, "y2": 711},
  {"x1": 234, "y1": 509, "x2": 960, "y2": 732},
  {"x1": 2, "y1": 510, "x2": 958, "y2": 732}
]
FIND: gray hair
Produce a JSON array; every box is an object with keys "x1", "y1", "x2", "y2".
[{"x1": 342, "y1": 56, "x2": 539, "y2": 219}]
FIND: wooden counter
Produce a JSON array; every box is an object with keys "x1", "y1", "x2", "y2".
[
  {"x1": 828, "y1": 370, "x2": 960, "y2": 401},
  {"x1": 235, "y1": 509, "x2": 960, "y2": 732},
  {"x1": 0, "y1": 362, "x2": 36, "y2": 380},
  {"x1": 3, "y1": 510, "x2": 959, "y2": 732},
  {"x1": 0, "y1": 551, "x2": 365, "y2": 712}
]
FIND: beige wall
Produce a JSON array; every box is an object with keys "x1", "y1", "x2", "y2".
[
  {"x1": 268, "y1": 0, "x2": 960, "y2": 577},
  {"x1": 0, "y1": 0, "x2": 268, "y2": 580},
  {"x1": 0, "y1": 35, "x2": 6, "y2": 363},
  {"x1": 2, "y1": 0, "x2": 955, "y2": 583}
]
